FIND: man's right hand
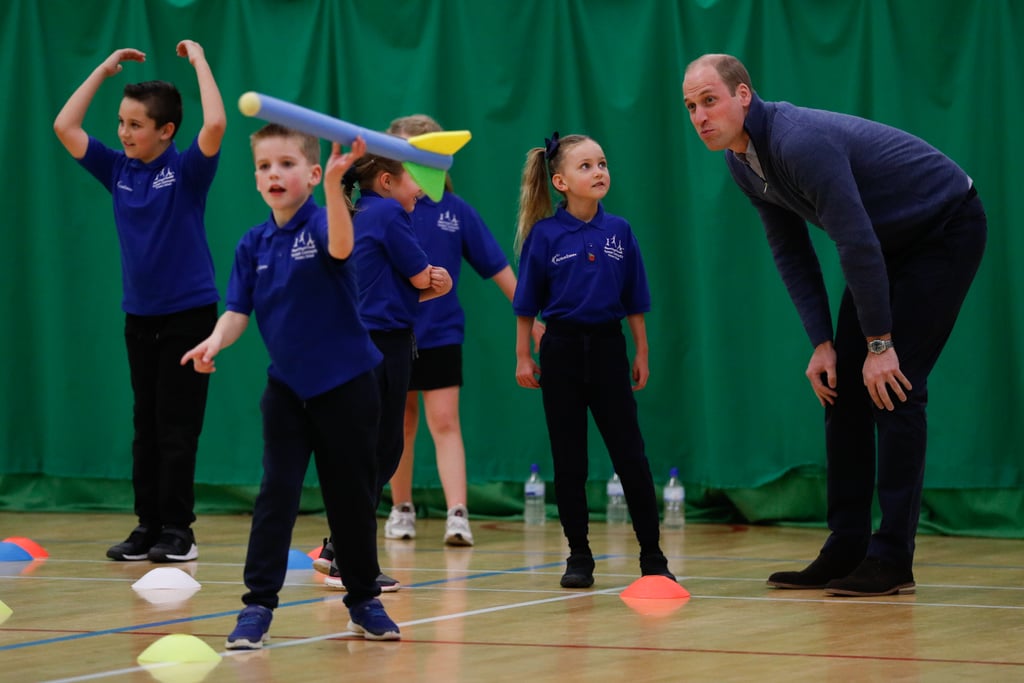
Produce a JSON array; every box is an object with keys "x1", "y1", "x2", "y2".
[{"x1": 806, "y1": 341, "x2": 838, "y2": 407}]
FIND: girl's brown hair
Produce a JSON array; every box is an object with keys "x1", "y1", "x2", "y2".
[
  {"x1": 387, "y1": 114, "x2": 454, "y2": 194},
  {"x1": 514, "y1": 133, "x2": 592, "y2": 255}
]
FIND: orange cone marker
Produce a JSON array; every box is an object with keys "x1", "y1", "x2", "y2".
[
  {"x1": 619, "y1": 576, "x2": 691, "y2": 617},
  {"x1": 621, "y1": 575, "x2": 690, "y2": 599}
]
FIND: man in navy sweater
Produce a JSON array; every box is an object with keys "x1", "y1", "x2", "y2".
[{"x1": 682, "y1": 53, "x2": 987, "y2": 596}]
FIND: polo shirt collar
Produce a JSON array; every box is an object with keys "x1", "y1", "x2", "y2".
[
  {"x1": 127, "y1": 142, "x2": 177, "y2": 170},
  {"x1": 260, "y1": 195, "x2": 318, "y2": 238},
  {"x1": 554, "y1": 203, "x2": 606, "y2": 232}
]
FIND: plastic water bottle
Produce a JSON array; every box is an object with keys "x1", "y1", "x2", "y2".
[
  {"x1": 663, "y1": 467, "x2": 685, "y2": 529},
  {"x1": 524, "y1": 463, "x2": 546, "y2": 526},
  {"x1": 606, "y1": 473, "x2": 628, "y2": 524}
]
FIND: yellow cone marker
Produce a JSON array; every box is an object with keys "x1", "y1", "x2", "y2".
[
  {"x1": 137, "y1": 634, "x2": 221, "y2": 683},
  {"x1": 139, "y1": 660, "x2": 221, "y2": 683},
  {"x1": 138, "y1": 633, "x2": 221, "y2": 664}
]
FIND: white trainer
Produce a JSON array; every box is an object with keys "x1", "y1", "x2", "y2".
[
  {"x1": 385, "y1": 503, "x2": 417, "y2": 540},
  {"x1": 444, "y1": 504, "x2": 474, "y2": 547}
]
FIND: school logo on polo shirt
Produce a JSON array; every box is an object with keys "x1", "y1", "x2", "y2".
[
  {"x1": 290, "y1": 230, "x2": 317, "y2": 260},
  {"x1": 152, "y1": 167, "x2": 176, "y2": 189},
  {"x1": 603, "y1": 235, "x2": 624, "y2": 261},
  {"x1": 437, "y1": 211, "x2": 460, "y2": 233}
]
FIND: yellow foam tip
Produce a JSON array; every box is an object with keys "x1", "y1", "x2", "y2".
[
  {"x1": 407, "y1": 130, "x2": 472, "y2": 155},
  {"x1": 238, "y1": 92, "x2": 261, "y2": 117},
  {"x1": 0, "y1": 599, "x2": 12, "y2": 624},
  {"x1": 137, "y1": 634, "x2": 221, "y2": 664}
]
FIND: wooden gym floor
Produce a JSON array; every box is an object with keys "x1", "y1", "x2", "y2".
[{"x1": 1, "y1": 511, "x2": 1022, "y2": 682}]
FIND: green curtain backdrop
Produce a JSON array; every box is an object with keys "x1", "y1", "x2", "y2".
[{"x1": 2, "y1": 0, "x2": 1021, "y2": 535}]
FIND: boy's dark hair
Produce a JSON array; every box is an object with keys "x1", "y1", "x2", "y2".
[{"x1": 123, "y1": 81, "x2": 183, "y2": 138}]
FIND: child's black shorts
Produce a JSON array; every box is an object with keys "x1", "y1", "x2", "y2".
[{"x1": 408, "y1": 344, "x2": 463, "y2": 391}]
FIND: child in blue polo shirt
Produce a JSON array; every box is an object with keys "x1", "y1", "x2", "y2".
[
  {"x1": 54, "y1": 41, "x2": 225, "y2": 563},
  {"x1": 181, "y1": 125, "x2": 400, "y2": 646},
  {"x1": 382, "y1": 114, "x2": 544, "y2": 548},
  {"x1": 312, "y1": 149, "x2": 452, "y2": 591},
  {"x1": 512, "y1": 132, "x2": 676, "y2": 588}
]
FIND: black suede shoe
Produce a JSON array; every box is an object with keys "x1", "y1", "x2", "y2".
[
  {"x1": 560, "y1": 553, "x2": 595, "y2": 588},
  {"x1": 766, "y1": 551, "x2": 863, "y2": 589},
  {"x1": 824, "y1": 557, "x2": 915, "y2": 597}
]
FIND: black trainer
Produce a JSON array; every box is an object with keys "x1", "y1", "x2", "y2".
[
  {"x1": 106, "y1": 525, "x2": 159, "y2": 561},
  {"x1": 767, "y1": 551, "x2": 863, "y2": 589},
  {"x1": 824, "y1": 557, "x2": 916, "y2": 597},
  {"x1": 560, "y1": 553, "x2": 595, "y2": 588},
  {"x1": 324, "y1": 562, "x2": 402, "y2": 592},
  {"x1": 313, "y1": 537, "x2": 334, "y2": 575},
  {"x1": 147, "y1": 527, "x2": 198, "y2": 562}
]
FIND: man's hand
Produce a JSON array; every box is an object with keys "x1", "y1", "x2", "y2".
[
  {"x1": 863, "y1": 349, "x2": 912, "y2": 410},
  {"x1": 806, "y1": 341, "x2": 838, "y2": 407}
]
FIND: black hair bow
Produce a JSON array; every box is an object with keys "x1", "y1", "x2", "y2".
[{"x1": 544, "y1": 131, "x2": 560, "y2": 160}]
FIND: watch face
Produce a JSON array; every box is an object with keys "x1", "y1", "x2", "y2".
[{"x1": 869, "y1": 340, "x2": 892, "y2": 353}]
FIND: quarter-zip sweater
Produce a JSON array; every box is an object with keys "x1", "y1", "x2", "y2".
[{"x1": 726, "y1": 93, "x2": 971, "y2": 346}]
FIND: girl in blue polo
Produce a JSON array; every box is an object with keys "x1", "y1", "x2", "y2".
[
  {"x1": 383, "y1": 114, "x2": 541, "y2": 548},
  {"x1": 312, "y1": 150, "x2": 452, "y2": 591},
  {"x1": 512, "y1": 132, "x2": 675, "y2": 589}
]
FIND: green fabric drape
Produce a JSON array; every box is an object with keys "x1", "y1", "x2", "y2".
[{"x1": 3, "y1": 1, "x2": 1021, "y2": 534}]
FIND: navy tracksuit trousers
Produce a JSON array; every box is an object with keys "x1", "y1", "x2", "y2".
[
  {"x1": 539, "y1": 320, "x2": 662, "y2": 556},
  {"x1": 823, "y1": 187, "x2": 987, "y2": 569},
  {"x1": 242, "y1": 372, "x2": 382, "y2": 608}
]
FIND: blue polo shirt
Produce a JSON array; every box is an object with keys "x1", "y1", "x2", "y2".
[
  {"x1": 410, "y1": 193, "x2": 509, "y2": 348},
  {"x1": 352, "y1": 191, "x2": 430, "y2": 332},
  {"x1": 513, "y1": 204, "x2": 650, "y2": 324},
  {"x1": 78, "y1": 136, "x2": 220, "y2": 316},
  {"x1": 226, "y1": 197, "x2": 382, "y2": 400}
]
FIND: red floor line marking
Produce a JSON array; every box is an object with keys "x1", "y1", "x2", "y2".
[{"x1": 326, "y1": 637, "x2": 1024, "y2": 668}]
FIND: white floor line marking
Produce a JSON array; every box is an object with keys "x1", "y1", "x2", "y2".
[
  {"x1": 267, "y1": 586, "x2": 626, "y2": 650},
  {"x1": 32, "y1": 583, "x2": 1024, "y2": 683},
  {"x1": 38, "y1": 587, "x2": 625, "y2": 683}
]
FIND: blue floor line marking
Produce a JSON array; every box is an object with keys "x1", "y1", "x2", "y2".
[
  {"x1": 0, "y1": 556, "x2": 594, "y2": 652},
  {"x1": 411, "y1": 554, "x2": 613, "y2": 587}
]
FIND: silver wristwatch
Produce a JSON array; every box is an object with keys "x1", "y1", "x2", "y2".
[{"x1": 867, "y1": 339, "x2": 894, "y2": 354}]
